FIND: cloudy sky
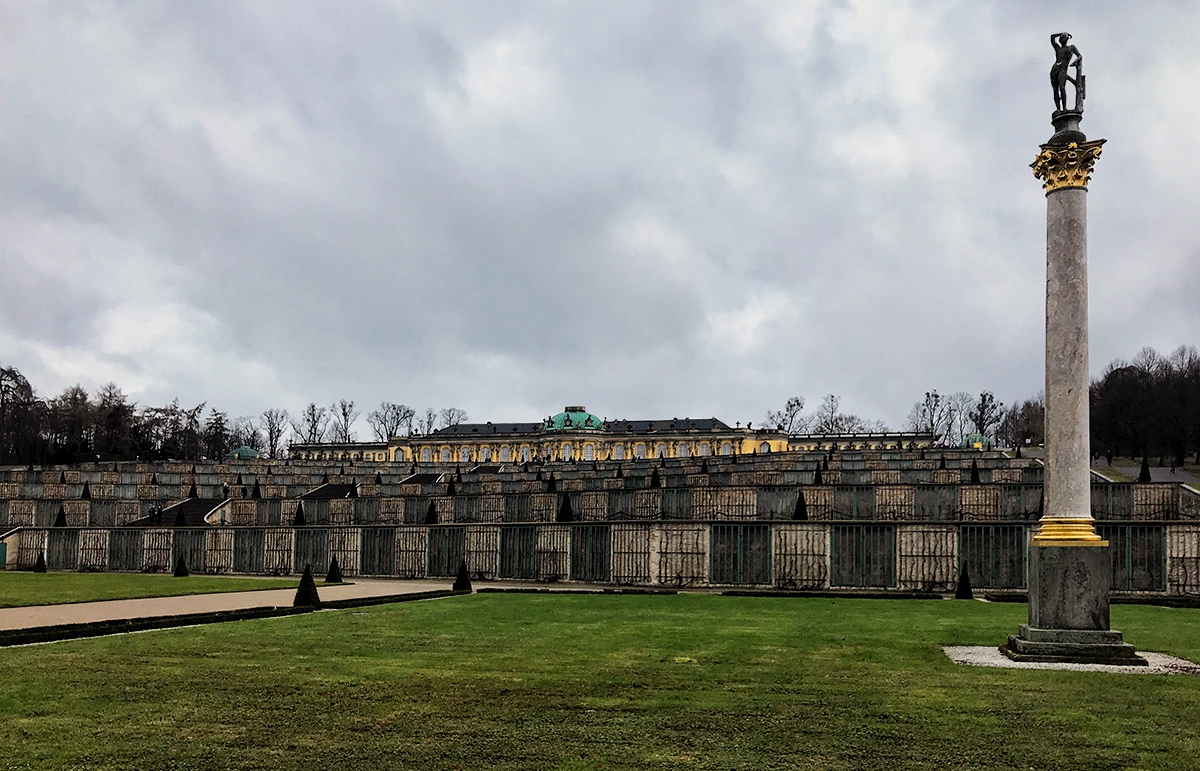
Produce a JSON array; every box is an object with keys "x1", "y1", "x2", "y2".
[{"x1": 2, "y1": 1, "x2": 1197, "y2": 435}]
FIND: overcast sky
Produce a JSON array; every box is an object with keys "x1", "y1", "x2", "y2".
[{"x1": 2, "y1": 1, "x2": 1197, "y2": 434}]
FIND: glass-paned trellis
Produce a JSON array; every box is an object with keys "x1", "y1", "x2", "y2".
[
  {"x1": 293, "y1": 528, "x2": 330, "y2": 575},
  {"x1": 173, "y1": 529, "x2": 207, "y2": 573},
  {"x1": 569, "y1": 524, "x2": 611, "y2": 582},
  {"x1": 107, "y1": 529, "x2": 144, "y2": 571},
  {"x1": 427, "y1": 526, "x2": 466, "y2": 577},
  {"x1": 1097, "y1": 523, "x2": 1165, "y2": 592},
  {"x1": 234, "y1": 529, "x2": 265, "y2": 574},
  {"x1": 500, "y1": 526, "x2": 537, "y2": 579},
  {"x1": 958, "y1": 524, "x2": 1026, "y2": 589},
  {"x1": 830, "y1": 524, "x2": 896, "y2": 588},
  {"x1": 360, "y1": 527, "x2": 396, "y2": 575},
  {"x1": 710, "y1": 524, "x2": 771, "y2": 585},
  {"x1": 46, "y1": 528, "x2": 79, "y2": 571}
]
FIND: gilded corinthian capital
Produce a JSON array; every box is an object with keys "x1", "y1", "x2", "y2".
[{"x1": 1031, "y1": 139, "x2": 1106, "y2": 191}]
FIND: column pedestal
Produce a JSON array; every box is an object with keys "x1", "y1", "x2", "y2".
[{"x1": 1001, "y1": 544, "x2": 1145, "y2": 665}]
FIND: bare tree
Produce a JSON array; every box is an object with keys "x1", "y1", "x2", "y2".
[
  {"x1": 230, "y1": 416, "x2": 264, "y2": 452},
  {"x1": 439, "y1": 407, "x2": 468, "y2": 428},
  {"x1": 906, "y1": 391, "x2": 950, "y2": 444},
  {"x1": 944, "y1": 391, "x2": 975, "y2": 447},
  {"x1": 766, "y1": 396, "x2": 810, "y2": 435},
  {"x1": 969, "y1": 391, "x2": 1004, "y2": 440},
  {"x1": 367, "y1": 402, "x2": 415, "y2": 441},
  {"x1": 328, "y1": 399, "x2": 359, "y2": 443},
  {"x1": 261, "y1": 408, "x2": 289, "y2": 459},
  {"x1": 416, "y1": 407, "x2": 438, "y2": 435},
  {"x1": 291, "y1": 403, "x2": 329, "y2": 445}
]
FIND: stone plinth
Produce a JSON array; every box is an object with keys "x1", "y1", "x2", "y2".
[{"x1": 1002, "y1": 544, "x2": 1146, "y2": 665}]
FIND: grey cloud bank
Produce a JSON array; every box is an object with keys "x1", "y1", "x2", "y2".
[{"x1": 1, "y1": 1, "x2": 1196, "y2": 430}]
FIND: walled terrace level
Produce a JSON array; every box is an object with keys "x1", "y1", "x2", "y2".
[{"x1": 2, "y1": 450, "x2": 1198, "y2": 595}]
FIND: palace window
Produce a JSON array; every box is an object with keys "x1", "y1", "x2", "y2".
[
  {"x1": 500, "y1": 447, "x2": 510, "y2": 463},
  {"x1": 461, "y1": 448, "x2": 471, "y2": 462},
  {"x1": 584, "y1": 444, "x2": 595, "y2": 461},
  {"x1": 421, "y1": 448, "x2": 431, "y2": 462},
  {"x1": 521, "y1": 447, "x2": 531, "y2": 462},
  {"x1": 480, "y1": 447, "x2": 491, "y2": 462},
  {"x1": 759, "y1": 442, "x2": 770, "y2": 454},
  {"x1": 655, "y1": 444, "x2": 667, "y2": 458},
  {"x1": 677, "y1": 443, "x2": 688, "y2": 458},
  {"x1": 634, "y1": 444, "x2": 645, "y2": 459},
  {"x1": 613, "y1": 445, "x2": 625, "y2": 460},
  {"x1": 720, "y1": 442, "x2": 732, "y2": 456},
  {"x1": 699, "y1": 443, "x2": 710, "y2": 456},
  {"x1": 562, "y1": 443, "x2": 573, "y2": 461},
  {"x1": 441, "y1": 448, "x2": 451, "y2": 462}
]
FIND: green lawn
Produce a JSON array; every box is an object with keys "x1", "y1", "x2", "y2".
[
  {"x1": 0, "y1": 572, "x2": 297, "y2": 608},
  {"x1": 1, "y1": 594, "x2": 1199, "y2": 770}
]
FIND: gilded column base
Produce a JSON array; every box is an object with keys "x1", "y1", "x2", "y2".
[{"x1": 1031, "y1": 517, "x2": 1107, "y2": 547}]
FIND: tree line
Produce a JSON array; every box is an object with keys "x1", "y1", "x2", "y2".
[
  {"x1": 0, "y1": 364, "x2": 466, "y2": 465},
  {"x1": 765, "y1": 345, "x2": 1200, "y2": 461}
]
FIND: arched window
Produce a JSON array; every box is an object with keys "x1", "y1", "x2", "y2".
[
  {"x1": 759, "y1": 442, "x2": 770, "y2": 454},
  {"x1": 677, "y1": 443, "x2": 688, "y2": 458},
  {"x1": 584, "y1": 444, "x2": 594, "y2": 461},
  {"x1": 480, "y1": 447, "x2": 491, "y2": 462},
  {"x1": 613, "y1": 445, "x2": 625, "y2": 460},
  {"x1": 720, "y1": 442, "x2": 732, "y2": 456},
  {"x1": 441, "y1": 448, "x2": 451, "y2": 462},
  {"x1": 500, "y1": 446, "x2": 511, "y2": 463},
  {"x1": 562, "y1": 443, "x2": 573, "y2": 461},
  {"x1": 421, "y1": 447, "x2": 431, "y2": 462},
  {"x1": 699, "y1": 443, "x2": 710, "y2": 456},
  {"x1": 521, "y1": 447, "x2": 530, "y2": 462},
  {"x1": 461, "y1": 448, "x2": 471, "y2": 463},
  {"x1": 634, "y1": 444, "x2": 645, "y2": 459},
  {"x1": 655, "y1": 444, "x2": 667, "y2": 458}
]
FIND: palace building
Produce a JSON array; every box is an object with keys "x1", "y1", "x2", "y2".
[{"x1": 289, "y1": 406, "x2": 934, "y2": 463}]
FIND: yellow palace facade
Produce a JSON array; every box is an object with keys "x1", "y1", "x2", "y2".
[{"x1": 290, "y1": 406, "x2": 934, "y2": 464}]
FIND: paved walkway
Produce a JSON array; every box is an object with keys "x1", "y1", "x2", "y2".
[
  {"x1": 0, "y1": 578, "x2": 456, "y2": 631},
  {"x1": 0, "y1": 577, "x2": 633, "y2": 633}
]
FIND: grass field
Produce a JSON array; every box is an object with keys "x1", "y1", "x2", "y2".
[
  {"x1": 1, "y1": 593, "x2": 1199, "y2": 770},
  {"x1": 0, "y1": 572, "x2": 297, "y2": 608}
]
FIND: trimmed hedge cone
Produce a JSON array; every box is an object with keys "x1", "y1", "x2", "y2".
[
  {"x1": 325, "y1": 555, "x2": 344, "y2": 584},
  {"x1": 33, "y1": 552, "x2": 47, "y2": 573},
  {"x1": 293, "y1": 564, "x2": 321, "y2": 608},
  {"x1": 955, "y1": 563, "x2": 973, "y2": 600},
  {"x1": 173, "y1": 555, "x2": 189, "y2": 578},
  {"x1": 452, "y1": 560, "x2": 472, "y2": 593}
]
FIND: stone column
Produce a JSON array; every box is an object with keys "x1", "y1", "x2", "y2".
[{"x1": 1002, "y1": 111, "x2": 1145, "y2": 664}]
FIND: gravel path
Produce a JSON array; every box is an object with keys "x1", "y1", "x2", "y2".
[{"x1": 943, "y1": 645, "x2": 1200, "y2": 674}]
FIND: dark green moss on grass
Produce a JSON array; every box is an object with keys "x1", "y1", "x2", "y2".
[{"x1": 1, "y1": 595, "x2": 1199, "y2": 769}]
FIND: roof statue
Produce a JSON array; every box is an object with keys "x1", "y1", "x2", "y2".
[{"x1": 1050, "y1": 32, "x2": 1084, "y2": 113}]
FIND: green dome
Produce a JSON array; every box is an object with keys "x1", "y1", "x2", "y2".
[
  {"x1": 227, "y1": 445, "x2": 262, "y2": 460},
  {"x1": 544, "y1": 406, "x2": 605, "y2": 432}
]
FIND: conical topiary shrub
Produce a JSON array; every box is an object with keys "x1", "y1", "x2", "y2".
[
  {"x1": 793, "y1": 490, "x2": 808, "y2": 521},
  {"x1": 556, "y1": 494, "x2": 574, "y2": 523},
  {"x1": 938, "y1": 456, "x2": 947, "y2": 470},
  {"x1": 174, "y1": 506, "x2": 188, "y2": 527},
  {"x1": 325, "y1": 554, "x2": 344, "y2": 584},
  {"x1": 80, "y1": 481, "x2": 91, "y2": 500},
  {"x1": 700, "y1": 459, "x2": 708, "y2": 475},
  {"x1": 293, "y1": 502, "x2": 306, "y2": 526},
  {"x1": 813, "y1": 465, "x2": 823, "y2": 485},
  {"x1": 174, "y1": 554, "x2": 189, "y2": 577},
  {"x1": 1015, "y1": 447, "x2": 1022, "y2": 459},
  {"x1": 955, "y1": 563, "x2": 973, "y2": 600},
  {"x1": 187, "y1": 482, "x2": 198, "y2": 499},
  {"x1": 424, "y1": 500, "x2": 438, "y2": 525},
  {"x1": 649, "y1": 468, "x2": 661, "y2": 488},
  {"x1": 1138, "y1": 456, "x2": 1152, "y2": 483},
  {"x1": 970, "y1": 459, "x2": 981, "y2": 484},
  {"x1": 545, "y1": 473, "x2": 556, "y2": 493},
  {"x1": 453, "y1": 560, "x2": 472, "y2": 593},
  {"x1": 446, "y1": 480, "x2": 456, "y2": 497},
  {"x1": 251, "y1": 481, "x2": 262, "y2": 499},
  {"x1": 53, "y1": 505, "x2": 67, "y2": 528},
  {"x1": 33, "y1": 552, "x2": 47, "y2": 573},
  {"x1": 615, "y1": 465, "x2": 623, "y2": 478},
  {"x1": 293, "y1": 564, "x2": 321, "y2": 608}
]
